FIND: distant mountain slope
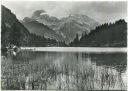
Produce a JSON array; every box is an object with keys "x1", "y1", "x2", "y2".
[
  {"x1": 55, "y1": 14, "x2": 99, "y2": 43},
  {"x1": 70, "y1": 19, "x2": 127, "y2": 47},
  {"x1": 31, "y1": 10, "x2": 60, "y2": 29},
  {"x1": 21, "y1": 17, "x2": 64, "y2": 41},
  {"x1": 25, "y1": 10, "x2": 99, "y2": 43},
  {"x1": 21, "y1": 10, "x2": 64, "y2": 41}
]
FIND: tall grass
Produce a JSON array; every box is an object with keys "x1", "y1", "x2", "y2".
[{"x1": 1, "y1": 57, "x2": 126, "y2": 90}]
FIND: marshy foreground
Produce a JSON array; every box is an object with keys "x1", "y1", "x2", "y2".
[{"x1": 1, "y1": 51, "x2": 127, "y2": 90}]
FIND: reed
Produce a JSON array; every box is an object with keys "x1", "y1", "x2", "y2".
[{"x1": 1, "y1": 59, "x2": 126, "y2": 90}]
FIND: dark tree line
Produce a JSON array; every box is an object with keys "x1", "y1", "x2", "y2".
[
  {"x1": 1, "y1": 22, "x2": 67, "y2": 48},
  {"x1": 28, "y1": 33, "x2": 67, "y2": 47},
  {"x1": 70, "y1": 19, "x2": 127, "y2": 47}
]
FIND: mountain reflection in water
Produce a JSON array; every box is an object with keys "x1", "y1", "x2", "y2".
[{"x1": 1, "y1": 51, "x2": 127, "y2": 90}]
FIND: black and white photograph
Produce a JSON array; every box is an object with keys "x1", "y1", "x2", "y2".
[{"x1": 1, "y1": 0, "x2": 127, "y2": 90}]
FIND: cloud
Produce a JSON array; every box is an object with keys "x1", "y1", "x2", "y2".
[{"x1": 3, "y1": 1, "x2": 127, "y2": 24}]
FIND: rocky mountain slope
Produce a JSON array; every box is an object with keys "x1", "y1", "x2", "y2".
[
  {"x1": 31, "y1": 10, "x2": 60, "y2": 29},
  {"x1": 21, "y1": 17, "x2": 64, "y2": 41},
  {"x1": 22, "y1": 10, "x2": 99, "y2": 43},
  {"x1": 55, "y1": 14, "x2": 99, "y2": 43}
]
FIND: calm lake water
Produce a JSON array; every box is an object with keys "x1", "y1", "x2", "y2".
[{"x1": 1, "y1": 50, "x2": 127, "y2": 90}]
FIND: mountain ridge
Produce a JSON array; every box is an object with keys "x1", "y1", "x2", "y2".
[
  {"x1": 22, "y1": 10, "x2": 99, "y2": 43},
  {"x1": 21, "y1": 17, "x2": 64, "y2": 41}
]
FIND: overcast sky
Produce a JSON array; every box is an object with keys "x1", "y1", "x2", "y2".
[{"x1": 3, "y1": 1, "x2": 127, "y2": 24}]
